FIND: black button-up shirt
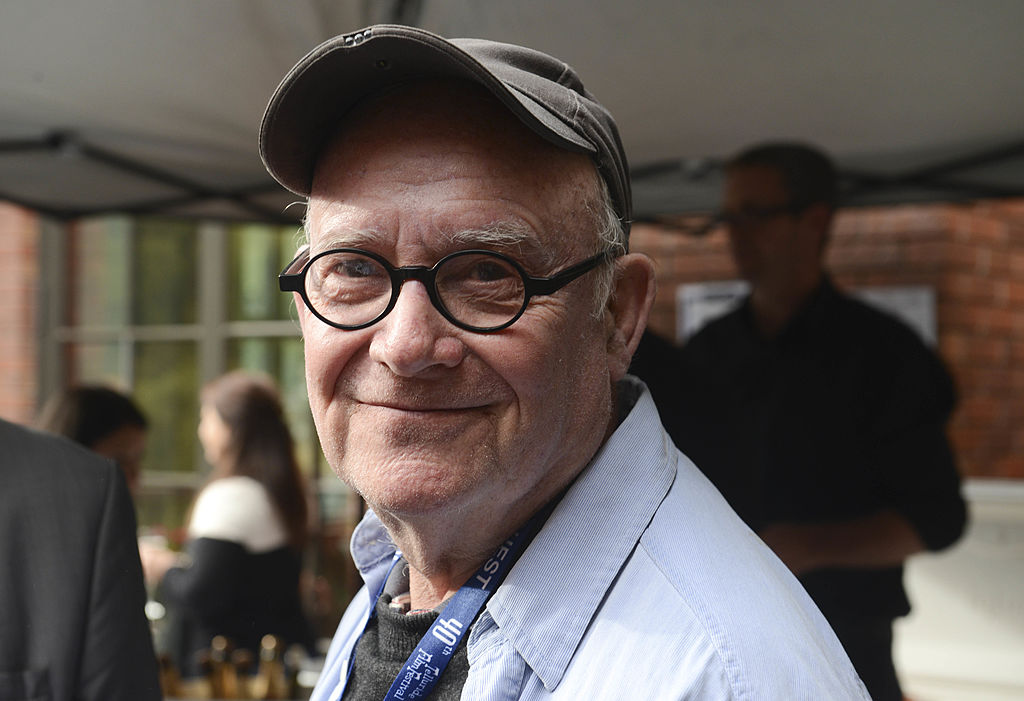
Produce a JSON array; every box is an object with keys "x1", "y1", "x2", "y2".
[{"x1": 636, "y1": 278, "x2": 966, "y2": 619}]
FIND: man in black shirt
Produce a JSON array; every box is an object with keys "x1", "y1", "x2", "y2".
[{"x1": 658, "y1": 142, "x2": 967, "y2": 701}]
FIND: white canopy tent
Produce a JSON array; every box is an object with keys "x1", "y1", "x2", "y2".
[{"x1": 2, "y1": 0, "x2": 1023, "y2": 225}]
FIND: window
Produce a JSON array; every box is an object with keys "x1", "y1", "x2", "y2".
[{"x1": 42, "y1": 215, "x2": 345, "y2": 535}]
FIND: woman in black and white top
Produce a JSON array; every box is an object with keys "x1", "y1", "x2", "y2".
[{"x1": 141, "y1": 370, "x2": 314, "y2": 678}]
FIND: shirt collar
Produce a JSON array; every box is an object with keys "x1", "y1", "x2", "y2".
[
  {"x1": 483, "y1": 377, "x2": 675, "y2": 690},
  {"x1": 739, "y1": 274, "x2": 838, "y2": 344},
  {"x1": 349, "y1": 509, "x2": 398, "y2": 599}
]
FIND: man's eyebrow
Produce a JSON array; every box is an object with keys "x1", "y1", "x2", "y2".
[
  {"x1": 447, "y1": 223, "x2": 551, "y2": 265},
  {"x1": 311, "y1": 228, "x2": 388, "y2": 252},
  {"x1": 307, "y1": 223, "x2": 555, "y2": 266}
]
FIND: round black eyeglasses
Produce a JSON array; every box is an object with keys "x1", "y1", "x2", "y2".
[{"x1": 279, "y1": 247, "x2": 617, "y2": 333}]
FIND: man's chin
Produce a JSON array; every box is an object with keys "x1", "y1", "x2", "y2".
[
  {"x1": 338, "y1": 450, "x2": 496, "y2": 516},
  {"x1": 360, "y1": 482, "x2": 477, "y2": 521}
]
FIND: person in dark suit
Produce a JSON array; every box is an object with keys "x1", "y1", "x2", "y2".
[{"x1": 0, "y1": 417, "x2": 161, "y2": 701}]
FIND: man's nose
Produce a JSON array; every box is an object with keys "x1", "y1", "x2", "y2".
[{"x1": 368, "y1": 281, "x2": 465, "y2": 376}]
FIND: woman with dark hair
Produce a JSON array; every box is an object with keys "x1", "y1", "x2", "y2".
[
  {"x1": 140, "y1": 370, "x2": 314, "y2": 678},
  {"x1": 36, "y1": 385, "x2": 149, "y2": 495}
]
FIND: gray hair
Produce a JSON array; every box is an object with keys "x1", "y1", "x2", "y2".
[{"x1": 587, "y1": 173, "x2": 628, "y2": 317}]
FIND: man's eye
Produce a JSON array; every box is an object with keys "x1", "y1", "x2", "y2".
[
  {"x1": 469, "y1": 260, "x2": 515, "y2": 282},
  {"x1": 334, "y1": 258, "x2": 378, "y2": 278}
]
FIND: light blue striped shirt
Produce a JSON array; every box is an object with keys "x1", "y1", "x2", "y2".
[{"x1": 311, "y1": 379, "x2": 870, "y2": 700}]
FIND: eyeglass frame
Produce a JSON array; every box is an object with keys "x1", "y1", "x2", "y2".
[
  {"x1": 279, "y1": 246, "x2": 618, "y2": 333},
  {"x1": 684, "y1": 202, "x2": 812, "y2": 237}
]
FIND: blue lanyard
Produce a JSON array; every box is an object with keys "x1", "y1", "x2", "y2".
[{"x1": 343, "y1": 521, "x2": 535, "y2": 700}]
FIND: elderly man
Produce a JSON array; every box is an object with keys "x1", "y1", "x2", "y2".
[{"x1": 261, "y1": 26, "x2": 869, "y2": 700}]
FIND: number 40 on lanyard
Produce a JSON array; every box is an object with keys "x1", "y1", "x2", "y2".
[{"x1": 343, "y1": 519, "x2": 536, "y2": 700}]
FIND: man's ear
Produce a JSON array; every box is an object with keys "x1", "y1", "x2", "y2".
[{"x1": 605, "y1": 252, "x2": 657, "y2": 381}]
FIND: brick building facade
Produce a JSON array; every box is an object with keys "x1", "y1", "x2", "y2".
[{"x1": 0, "y1": 202, "x2": 39, "y2": 425}]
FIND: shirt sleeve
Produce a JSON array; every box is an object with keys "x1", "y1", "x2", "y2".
[{"x1": 867, "y1": 339, "x2": 967, "y2": 552}]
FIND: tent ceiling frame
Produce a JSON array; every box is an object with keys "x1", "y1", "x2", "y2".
[
  {"x1": 0, "y1": 132, "x2": 295, "y2": 223},
  {"x1": 3, "y1": 132, "x2": 1023, "y2": 225},
  {"x1": 632, "y1": 136, "x2": 1024, "y2": 212}
]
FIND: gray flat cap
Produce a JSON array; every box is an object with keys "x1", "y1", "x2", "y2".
[{"x1": 259, "y1": 24, "x2": 631, "y2": 234}]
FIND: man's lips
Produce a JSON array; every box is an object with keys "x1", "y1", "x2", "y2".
[{"x1": 357, "y1": 399, "x2": 489, "y2": 413}]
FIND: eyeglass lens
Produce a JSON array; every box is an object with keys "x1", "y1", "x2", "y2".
[{"x1": 304, "y1": 250, "x2": 528, "y2": 330}]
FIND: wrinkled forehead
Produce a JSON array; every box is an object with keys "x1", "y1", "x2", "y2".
[{"x1": 307, "y1": 80, "x2": 603, "y2": 254}]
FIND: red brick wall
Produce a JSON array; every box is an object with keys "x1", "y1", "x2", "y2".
[
  {"x1": 631, "y1": 199, "x2": 1024, "y2": 479},
  {"x1": 0, "y1": 203, "x2": 40, "y2": 424}
]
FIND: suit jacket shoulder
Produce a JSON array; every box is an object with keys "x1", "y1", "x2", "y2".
[{"x1": 0, "y1": 418, "x2": 161, "y2": 701}]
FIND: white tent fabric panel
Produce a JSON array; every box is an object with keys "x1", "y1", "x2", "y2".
[{"x1": 2, "y1": 0, "x2": 1022, "y2": 222}]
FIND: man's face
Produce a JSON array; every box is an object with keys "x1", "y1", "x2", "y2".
[
  {"x1": 299, "y1": 83, "x2": 619, "y2": 525},
  {"x1": 91, "y1": 424, "x2": 146, "y2": 496},
  {"x1": 721, "y1": 165, "x2": 806, "y2": 284}
]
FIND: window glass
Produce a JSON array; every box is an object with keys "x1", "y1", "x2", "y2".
[
  {"x1": 134, "y1": 340, "x2": 199, "y2": 475},
  {"x1": 228, "y1": 223, "x2": 302, "y2": 321},
  {"x1": 67, "y1": 216, "x2": 131, "y2": 326},
  {"x1": 49, "y1": 213, "x2": 360, "y2": 622},
  {"x1": 133, "y1": 219, "x2": 198, "y2": 325},
  {"x1": 67, "y1": 341, "x2": 128, "y2": 386},
  {"x1": 132, "y1": 340, "x2": 199, "y2": 533}
]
